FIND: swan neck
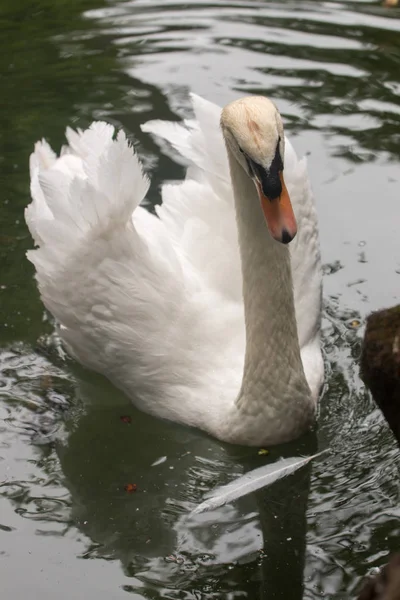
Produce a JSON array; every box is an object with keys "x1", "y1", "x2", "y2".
[{"x1": 227, "y1": 147, "x2": 312, "y2": 427}]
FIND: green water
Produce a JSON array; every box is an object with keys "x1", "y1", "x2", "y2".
[{"x1": 0, "y1": 0, "x2": 400, "y2": 598}]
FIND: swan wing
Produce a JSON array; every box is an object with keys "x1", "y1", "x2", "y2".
[
  {"x1": 142, "y1": 94, "x2": 242, "y2": 302},
  {"x1": 26, "y1": 120, "x2": 243, "y2": 427},
  {"x1": 284, "y1": 144, "x2": 322, "y2": 350}
]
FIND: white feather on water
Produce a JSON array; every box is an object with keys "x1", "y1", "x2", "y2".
[{"x1": 191, "y1": 451, "x2": 327, "y2": 515}]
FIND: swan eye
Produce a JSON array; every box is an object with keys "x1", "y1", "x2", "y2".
[{"x1": 237, "y1": 146, "x2": 254, "y2": 177}]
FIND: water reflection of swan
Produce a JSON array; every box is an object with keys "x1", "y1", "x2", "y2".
[
  {"x1": 56, "y1": 376, "x2": 316, "y2": 598},
  {"x1": 26, "y1": 94, "x2": 323, "y2": 447}
]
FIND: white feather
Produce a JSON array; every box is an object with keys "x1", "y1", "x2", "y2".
[{"x1": 191, "y1": 451, "x2": 327, "y2": 515}]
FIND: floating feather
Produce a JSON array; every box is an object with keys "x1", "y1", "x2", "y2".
[{"x1": 191, "y1": 451, "x2": 327, "y2": 515}]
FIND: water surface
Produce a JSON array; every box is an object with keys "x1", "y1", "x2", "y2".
[{"x1": 1, "y1": 0, "x2": 400, "y2": 598}]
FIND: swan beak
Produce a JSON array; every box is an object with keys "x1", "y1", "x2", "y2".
[{"x1": 256, "y1": 172, "x2": 297, "y2": 244}]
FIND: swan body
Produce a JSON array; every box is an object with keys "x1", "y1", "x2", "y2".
[{"x1": 26, "y1": 94, "x2": 323, "y2": 446}]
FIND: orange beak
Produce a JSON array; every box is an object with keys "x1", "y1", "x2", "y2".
[{"x1": 256, "y1": 172, "x2": 297, "y2": 244}]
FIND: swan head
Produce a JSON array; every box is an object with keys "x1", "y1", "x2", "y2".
[{"x1": 221, "y1": 96, "x2": 297, "y2": 244}]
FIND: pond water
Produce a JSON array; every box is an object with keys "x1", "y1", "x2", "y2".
[{"x1": 1, "y1": 0, "x2": 400, "y2": 598}]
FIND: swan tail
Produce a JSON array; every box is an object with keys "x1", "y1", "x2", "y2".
[
  {"x1": 25, "y1": 121, "x2": 154, "y2": 342},
  {"x1": 26, "y1": 122, "x2": 150, "y2": 275},
  {"x1": 25, "y1": 121, "x2": 194, "y2": 396},
  {"x1": 142, "y1": 94, "x2": 230, "y2": 196}
]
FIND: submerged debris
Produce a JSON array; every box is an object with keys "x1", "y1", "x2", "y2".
[
  {"x1": 120, "y1": 415, "x2": 132, "y2": 424},
  {"x1": 258, "y1": 448, "x2": 269, "y2": 456},
  {"x1": 361, "y1": 304, "x2": 400, "y2": 446},
  {"x1": 124, "y1": 483, "x2": 137, "y2": 493},
  {"x1": 358, "y1": 554, "x2": 400, "y2": 600}
]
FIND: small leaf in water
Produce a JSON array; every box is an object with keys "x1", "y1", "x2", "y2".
[
  {"x1": 165, "y1": 555, "x2": 177, "y2": 563},
  {"x1": 0, "y1": 235, "x2": 16, "y2": 245},
  {"x1": 347, "y1": 279, "x2": 366, "y2": 288},
  {"x1": 164, "y1": 554, "x2": 184, "y2": 564},
  {"x1": 40, "y1": 374, "x2": 53, "y2": 390},
  {"x1": 124, "y1": 483, "x2": 137, "y2": 493},
  {"x1": 258, "y1": 448, "x2": 269, "y2": 456},
  {"x1": 348, "y1": 319, "x2": 361, "y2": 329},
  {"x1": 358, "y1": 252, "x2": 367, "y2": 264},
  {"x1": 120, "y1": 415, "x2": 132, "y2": 424},
  {"x1": 322, "y1": 260, "x2": 343, "y2": 276}
]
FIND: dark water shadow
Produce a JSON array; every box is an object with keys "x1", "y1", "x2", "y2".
[{"x1": 53, "y1": 370, "x2": 319, "y2": 598}]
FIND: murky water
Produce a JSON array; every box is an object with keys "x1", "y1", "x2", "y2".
[{"x1": 1, "y1": 0, "x2": 400, "y2": 597}]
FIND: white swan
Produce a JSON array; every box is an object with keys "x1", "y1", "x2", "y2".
[{"x1": 25, "y1": 94, "x2": 323, "y2": 446}]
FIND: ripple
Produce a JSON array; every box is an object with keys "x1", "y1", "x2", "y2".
[
  {"x1": 76, "y1": 0, "x2": 400, "y2": 157},
  {"x1": 1, "y1": 0, "x2": 400, "y2": 597}
]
